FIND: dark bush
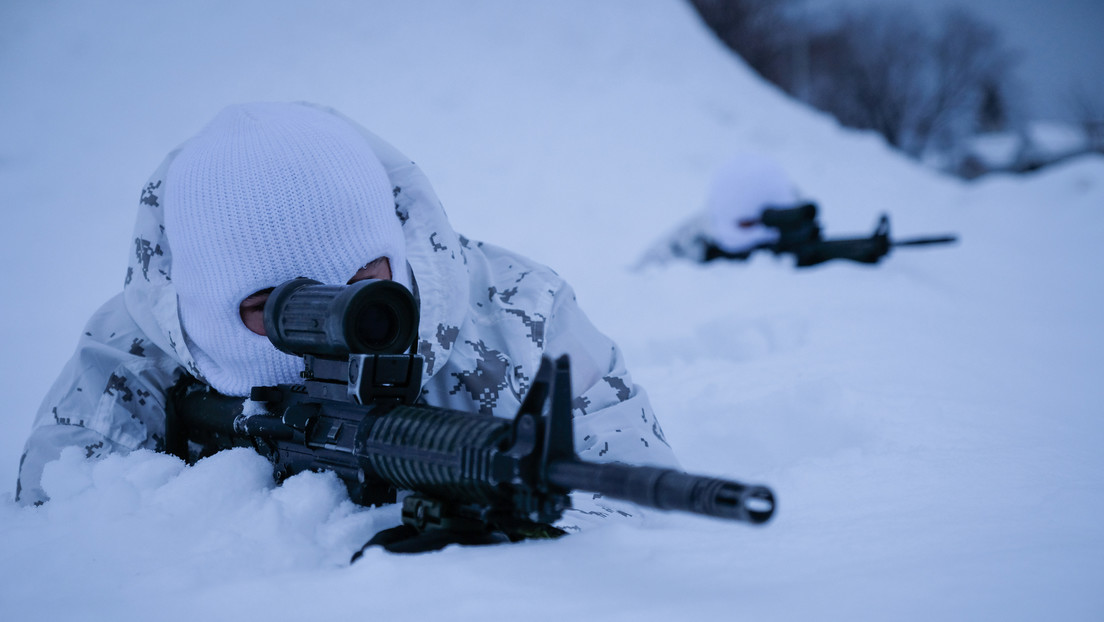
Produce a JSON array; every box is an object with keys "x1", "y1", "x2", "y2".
[{"x1": 689, "y1": 0, "x2": 1021, "y2": 165}]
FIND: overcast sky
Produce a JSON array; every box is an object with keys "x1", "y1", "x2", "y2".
[{"x1": 806, "y1": 0, "x2": 1104, "y2": 122}]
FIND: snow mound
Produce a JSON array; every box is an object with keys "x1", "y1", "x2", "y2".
[{"x1": 1, "y1": 1, "x2": 1102, "y2": 620}]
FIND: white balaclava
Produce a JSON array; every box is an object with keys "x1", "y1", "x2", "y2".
[
  {"x1": 707, "y1": 151, "x2": 798, "y2": 254},
  {"x1": 164, "y1": 102, "x2": 409, "y2": 396}
]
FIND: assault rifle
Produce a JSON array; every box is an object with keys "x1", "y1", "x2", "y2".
[
  {"x1": 705, "y1": 202, "x2": 958, "y2": 267},
  {"x1": 168, "y1": 278, "x2": 775, "y2": 555}
]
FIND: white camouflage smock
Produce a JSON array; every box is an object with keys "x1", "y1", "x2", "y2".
[{"x1": 17, "y1": 108, "x2": 679, "y2": 525}]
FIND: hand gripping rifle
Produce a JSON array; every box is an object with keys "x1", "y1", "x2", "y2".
[
  {"x1": 167, "y1": 278, "x2": 776, "y2": 555},
  {"x1": 706, "y1": 202, "x2": 958, "y2": 267}
]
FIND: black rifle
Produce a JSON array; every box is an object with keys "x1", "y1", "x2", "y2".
[
  {"x1": 705, "y1": 202, "x2": 957, "y2": 267},
  {"x1": 168, "y1": 278, "x2": 776, "y2": 555}
]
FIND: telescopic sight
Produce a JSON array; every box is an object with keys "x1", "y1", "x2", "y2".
[{"x1": 264, "y1": 278, "x2": 420, "y2": 358}]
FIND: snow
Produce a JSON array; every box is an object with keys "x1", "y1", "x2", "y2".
[
  {"x1": 1024, "y1": 121, "x2": 1092, "y2": 159},
  {"x1": 966, "y1": 122, "x2": 1092, "y2": 171},
  {"x1": 1, "y1": 1, "x2": 1103, "y2": 619},
  {"x1": 966, "y1": 132, "x2": 1023, "y2": 168}
]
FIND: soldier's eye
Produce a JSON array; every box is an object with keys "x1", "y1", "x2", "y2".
[{"x1": 239, "y1": 288, "x2": 274, "y2": 335}]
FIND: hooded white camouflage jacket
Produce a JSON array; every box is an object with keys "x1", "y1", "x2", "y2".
[{"x1": 18, "y1": 107, "x2": 678, "y2": 517}]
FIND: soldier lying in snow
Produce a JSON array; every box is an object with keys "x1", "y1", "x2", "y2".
[
  {"x1": 636, "y1": 151, "x2": 955, "y2": 268},
  {"x1": 18, "y1": 102, "x2": 678, "y2": 522}
]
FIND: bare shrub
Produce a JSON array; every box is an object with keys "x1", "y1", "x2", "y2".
[
  {"x1": 1069, "y1": 83, "x2": 1104, "y2": 153},
  {"x1": 688, "y1": 0, "x2": 806, "y2": 90},
  {"x1": 689, "y1": 1, "x2": 1021, "y2": 164},
  {"x1": 805, "y1": 6, "x2": 1019, "y2": 157}
]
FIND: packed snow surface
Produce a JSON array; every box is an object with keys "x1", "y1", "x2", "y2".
[{"x1": 1, "y1": 1, "x2": 1101, "y2": 620}]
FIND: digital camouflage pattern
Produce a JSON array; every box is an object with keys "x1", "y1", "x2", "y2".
[{"x1": 18, "y1": 105, "x2": 678, "y2": 528}]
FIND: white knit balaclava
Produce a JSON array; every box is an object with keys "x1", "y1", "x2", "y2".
[
  {"x1": 164, "y1": 102, "x2": 409, "y2": 396},
  {"x1": 707, "y1": 151, "x2": 798, "y2": 254}
]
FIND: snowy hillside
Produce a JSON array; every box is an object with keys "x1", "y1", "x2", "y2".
[{"x1": 1, "y1": 1, "x2": 1102, "y2": 620}]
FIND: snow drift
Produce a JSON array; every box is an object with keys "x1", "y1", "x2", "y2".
[{"x1": 1, "y1": 1, "x2": 1102, "y2": 620}]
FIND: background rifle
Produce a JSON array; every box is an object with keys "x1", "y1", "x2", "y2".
[
  {"x1": 168, "y1": 278, "x2": 776, "y2": 555},
  {"x1": 705, "y1": 202, "x2": 958, "y2": 267}
]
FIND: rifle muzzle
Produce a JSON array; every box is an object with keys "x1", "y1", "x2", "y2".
[{"x1": 546, "y1": 459, "x2": 775, "y2": 524}]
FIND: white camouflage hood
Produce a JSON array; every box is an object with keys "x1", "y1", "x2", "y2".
[{"x1": 123, "y1": 103, "x2": 473, "y2": 394}]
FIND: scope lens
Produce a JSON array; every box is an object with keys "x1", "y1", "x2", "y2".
[{"x1": 355, "y1": 301, "x2": 401, "y2": 351}]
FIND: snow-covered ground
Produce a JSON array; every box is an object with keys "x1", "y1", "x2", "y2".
[
  {"x1": 1, "y1": 1, "x2": 1102, "y2": 620},
  {"x1": 966, "y1": 121, "x2": 1095, "y2": 173}
]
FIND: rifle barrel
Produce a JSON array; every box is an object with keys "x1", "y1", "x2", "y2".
[
  {"x1": 892, "y1": 235, "x2": 958, "y2": 247},
  {"x1": 546, "y1": 459, "x2": 775, "y2": 524}
]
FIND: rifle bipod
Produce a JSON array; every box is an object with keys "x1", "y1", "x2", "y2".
[{"x1": 351, "y1": 494, "x2": 566, "y2": 557}]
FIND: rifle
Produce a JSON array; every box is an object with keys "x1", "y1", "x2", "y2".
[
  {"x1": 167, "y1": 278, "x2": 776, "y2": 555},
  {"x1": 705, "y1": 202, "x2": 957, "y2": 267}
]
